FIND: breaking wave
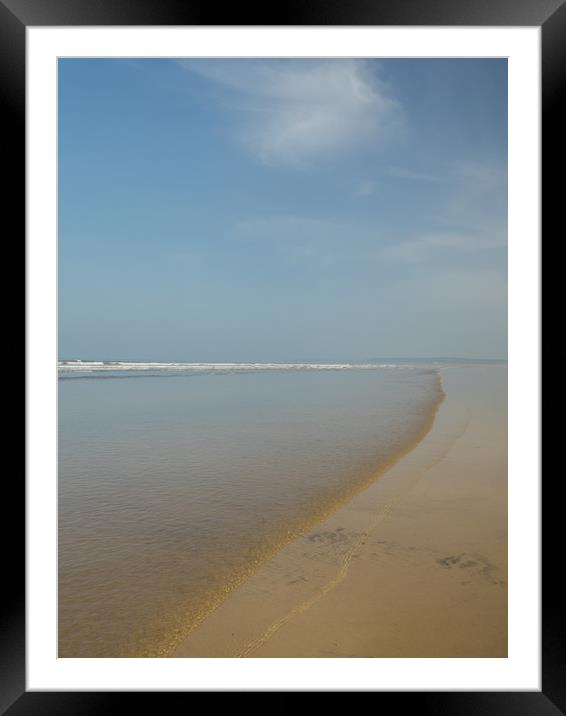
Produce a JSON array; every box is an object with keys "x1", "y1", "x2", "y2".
[{"x1": 58, "y1": 360, "x2": 414, "y2": 378}]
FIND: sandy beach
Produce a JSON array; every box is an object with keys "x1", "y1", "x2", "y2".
[{"x1": 173, "y1": 363, "x2": 507, "y2": 658}]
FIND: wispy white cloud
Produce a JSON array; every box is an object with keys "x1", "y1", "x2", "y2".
[
  {"x1": 392, "y1": 267, "x2": 507, "y2": 311},
  {"x1": 441, "y1": 159, "x2": 507, "y2": 224},
  {"x1": 389, "y1": 167, "x2": 442, "y2": 182},
  {"x1": 237, "y1": 214, "x2": 506, "y2": 265},
  {"x1": 449, "y1": 159, "x2": 506, "y2": 184},
  {"x1": 381, "y1": 231, "x2": 506, "y2": 263},
  {"x1": 179, "y1": 59, "x2": 402, "y2": 167}
]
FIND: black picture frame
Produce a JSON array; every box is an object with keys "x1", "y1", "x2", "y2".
[{"x1": 10, "y1": 0, "x2": 560, "y2": 709}]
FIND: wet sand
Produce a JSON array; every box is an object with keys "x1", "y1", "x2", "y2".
[{"x1": 173, "y1": 363, "x2": 507, "y2": 658}]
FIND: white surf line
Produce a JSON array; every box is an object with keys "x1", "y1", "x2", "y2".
[{"x1": 57, "y1": 361, "x2": 408, "y2": 371}]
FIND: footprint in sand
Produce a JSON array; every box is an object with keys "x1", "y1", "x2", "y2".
[
  {"x1": 307, "y1": 528, "x2": 356, "y2": 545},
  {"x1": 436, "y1": 553, "x2": 505, "y2": 586}
]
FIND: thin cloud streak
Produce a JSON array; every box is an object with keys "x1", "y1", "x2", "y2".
[
  {"x1": 381, "y1": 231, "x2": 507, "y2": 262},
  {"x1": 389, "y1": 167, "x2": 443, "y2": 182}
]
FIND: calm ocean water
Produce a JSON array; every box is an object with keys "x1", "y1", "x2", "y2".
[{"x1": 58, "y1": 365, "x2": 442, "y2": 657}]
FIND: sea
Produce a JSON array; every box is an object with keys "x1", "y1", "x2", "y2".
[{"x1": 58, "y1": 361, "x2": 445, "y2": 656}]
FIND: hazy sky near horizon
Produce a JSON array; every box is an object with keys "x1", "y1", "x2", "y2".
[{"x1": 59, "y1": 58, "x2": 507, "y2": 361}]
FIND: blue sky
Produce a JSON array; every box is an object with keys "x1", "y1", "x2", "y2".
[{"x1": 58, "y1": 58, "x2": 507, "y2": 361}]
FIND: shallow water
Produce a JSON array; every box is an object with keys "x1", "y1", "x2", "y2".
[{"x1": 58, "y1": 367, "x2": 442, "y2": 657}]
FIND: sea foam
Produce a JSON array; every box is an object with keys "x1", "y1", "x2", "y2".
[{"x1": 58, "y1": 360, "x2": 409, "y2": 377}]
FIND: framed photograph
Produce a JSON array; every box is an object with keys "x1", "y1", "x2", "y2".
[{"x1": 12, "y1": 0, "x2": 560, "y2": 709}]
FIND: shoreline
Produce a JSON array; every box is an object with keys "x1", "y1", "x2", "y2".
[
  {"x1": 172, "y1": 363, "x2": 506, "y2": 658},
  {"x1": 160, "y1": 371, "x2": 445, "y2": 656}
]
